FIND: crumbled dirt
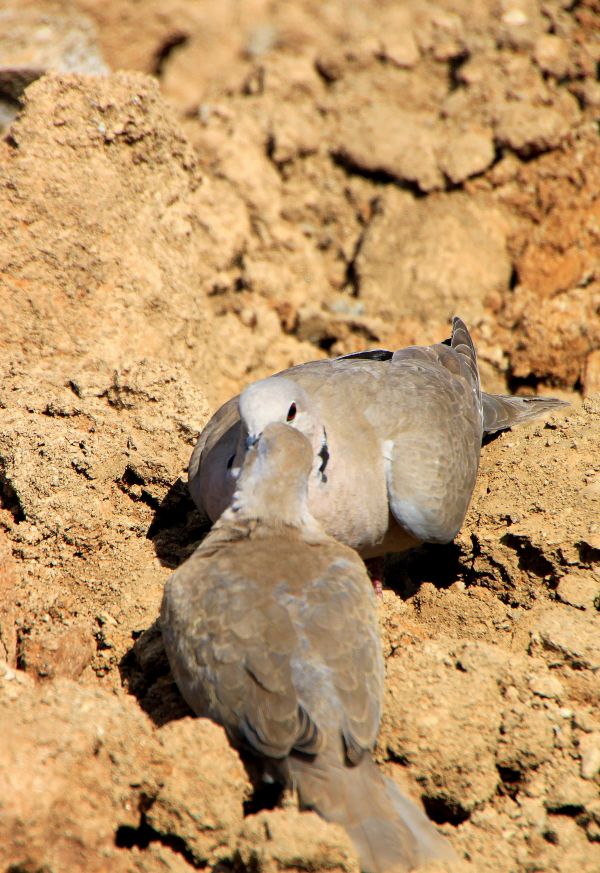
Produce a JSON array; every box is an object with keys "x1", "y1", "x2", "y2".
[{"x1": 0, "y1": 1, "x2": 599, "y2": 871}]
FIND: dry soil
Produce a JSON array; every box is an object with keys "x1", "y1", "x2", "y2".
[{"x1": 0, "y1": 2, "x2": 599, "y2": 872}]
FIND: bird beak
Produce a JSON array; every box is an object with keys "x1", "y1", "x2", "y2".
[{"x1": 245, "y1": 434, "x2": 259, "y2": 450}]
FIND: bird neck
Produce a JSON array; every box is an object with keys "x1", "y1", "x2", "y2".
[
  {"x1": 226, "y1": 474, "x2": 326, "y2": 543},
  {"x1": 230, "y1": 477, "x2": 305, "y2": 524}
]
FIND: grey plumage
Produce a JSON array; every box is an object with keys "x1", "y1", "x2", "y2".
[
  {"x1": 162, "y1": 424, "x2": 455, "y2": 871},
  {"x1": 481, "y1": 392, "x2": 566, "y2": 435},
  {"x1": 188, "y1": 318, "x2": 566, "y2": 557}
]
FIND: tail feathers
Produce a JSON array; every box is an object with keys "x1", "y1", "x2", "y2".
[
  {"x1": 382, "y1": 775, "x2": 456, "y2": 868},
  {"x1": 482, "y1": 393, "x2": 568, "y2": 435},
  {"x1": 450, "y1": 316, "x2": 481, "y2": 405},
  {"x1": 291, "y1": 752, "x2": 455, "y2": 873}
]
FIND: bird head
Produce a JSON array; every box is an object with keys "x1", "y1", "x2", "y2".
[
  {"x1": 239, "y1": 377, "x2": 322, "y2": 453},
  {"x1": 230, "y1": 422, "x2": 318, "y2": 530}
]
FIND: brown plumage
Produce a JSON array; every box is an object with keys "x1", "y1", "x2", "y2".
[{"x1": 161, "y1": 423, "x2": 455, "y2": 871}]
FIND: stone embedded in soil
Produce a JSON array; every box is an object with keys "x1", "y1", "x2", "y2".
[
  {"x1": 0, "y1": 671, "x2": 161, "y2": 873},
  {"x1": 380, "y1": 640, "x2": 504, "y2": 811},
  {"x1": 147, "y1": 718, "x2": 250, "y2": 865},
  {"x1": 533, "y1": 34, "x2": 570, "y2": 79},
  {"x1": 578, "y1": 732, "x2": 600, "y2": 781},
  {"x1": 334, "y1": 106, "x2": 444, "y2": 192},
  {"x1": 545, "y1": 759, "x2": 599, "y2": 811},
  {"x1": 529, "y1": 607, "x2": 600, "y2": 671},
  {"x1": 356, "y1": 189, "x2": 511, "y2": 325},
  {"x1": 528, "y1": 672, "x2": 564, "y2": 701},
  {"x1": 494, "y1": 102, "x2": 570, "y2": 157},
  {"x1": 237, "y1": 808, "x2": 360, "y2": 873},
  {"x1": 496, "y1": 700, "x2": 555, "y2": 773},
  {"x1": 556, "y1": 573, "x2": 599, "y2": 611},
  {"x1": 380, "y1": 30, "x2": 420, "y2": 69},
  {"x1": 437, "y1": 127, "x2": 495, "y2": 184},
  {"x1": 18, "y1": 624, "x2": 95, "y2": 681}
]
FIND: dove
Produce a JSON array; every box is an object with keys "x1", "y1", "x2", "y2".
[
  {"x1": 161, "y1": 423, "x2": 456, "y2": 872},
  {"x1": 189, "y1": 318, "x2": 566, "y2": 558}
]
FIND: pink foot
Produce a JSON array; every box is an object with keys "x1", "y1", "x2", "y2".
[{"x1": 365, "y1": 557, "x2": 384, "y2": 598}]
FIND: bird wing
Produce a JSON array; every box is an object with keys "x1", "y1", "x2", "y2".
[
  {"x1": 371, "y1": 322, "x2": 483, "y2": 543},
  {"x1": 188, "y1": 395, "x2": 241, "y2": 520},
  {"x1": 161, "y1": 543, "x2": 321, "y2": 761},
  {"x1": 286, "y1": 548, "x2": 384, "y2": 764}
]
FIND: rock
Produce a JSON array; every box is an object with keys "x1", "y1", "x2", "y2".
[
  {"x1": 545, "y1": 765, "x2": 599, "y2": 811},
  {"x1": 497, "y1": 702, "x2": 555, "y2": 772},
  {"x1": 334, "y1": 107, "x2": 444, "y2": 192},
  {"x1": 238, "y1": 807, "x2": 360, "y2": 873},
  {"x1": 529, "y1": 607, "x2": 600, "y2": 671},
  {"x1": 18, "y1": 624, "x2": 95, "y2": 680},
  {"x1": 379, "y1": 31, "x2": 420, "y2": 69},
  {"x1": 438, "y1": 127, "x2": 495, "y2": 184},
  {"x1": 495, "y1": 102, "x2": 570, "y2": 156},
  {"x1": 517, "y1": 796, "x2": 547, "y2": 834},
  {"x1": 556, "y1": 573, "x2": 599, "y2": 611},
  {"x1": 528, "y1": 672, "x2": 564, "y2": 701},
  {"x1": 380, "y1": 640, "x2": 504, "y2": 812},
  {"x1": 579, "y1": 732, "x2": 600, "y2": 781},
  {"x1": 148, "y1": 718, "x2": 250, "y2": 865},
  {"x1": 533, "y1": 35, "x2": 570, "y2": 79},
  {"x1": 356, "y1": 189, "x2": 511, "y2": 324}
]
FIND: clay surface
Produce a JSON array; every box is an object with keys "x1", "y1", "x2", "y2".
[{"x1": 0, "y1": 1, "x2": 599, "y2": 871}]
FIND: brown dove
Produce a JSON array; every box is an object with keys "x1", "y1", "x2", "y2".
[
  {"x1": 161, "y1": 423, "x2": 456, "y2": 872},
  {"x1": 189, "y1": 318, "x2": 566, "y2": 557}
]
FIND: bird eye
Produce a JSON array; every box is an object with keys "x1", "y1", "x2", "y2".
[{"x1": 286, "y1": 402, "x2": 297, "y2": 422}]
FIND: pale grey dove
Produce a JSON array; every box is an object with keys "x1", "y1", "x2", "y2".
[
  {"x1": 161, "y1": 423, "x2": 456, "y2": 872},
  {"x1": 189, "y1": 318, "x2": 566, "y2": 558}
]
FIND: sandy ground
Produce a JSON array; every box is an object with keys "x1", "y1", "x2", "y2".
[{"x1": 0, "y1": 1, "x2": 599, "y2": 871}]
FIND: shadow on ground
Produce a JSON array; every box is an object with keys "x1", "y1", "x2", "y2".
[
  {"x1": 384, "y1": 541, "x2": 473, "y2": 600},
  {"x1": 147, "y1": 476, "x2": 210, "y2": 570},
  {"x1": 119, "y1": 476, "x2": 210, "y2": 726}
]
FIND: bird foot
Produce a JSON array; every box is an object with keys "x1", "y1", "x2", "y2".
[{"x1": 365, "y1": 557, "x2": 384, "y2": 598}]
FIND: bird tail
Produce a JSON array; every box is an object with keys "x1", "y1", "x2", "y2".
[
  {"x1": 482, "y1": 392, "x2": 568, "y2": 436},
  {"x1": 450, "y1": 316, "x2": 481, "y2": 405},
  {"x1": 290, "y1": 751, "x2": 456, "y2": 873}
]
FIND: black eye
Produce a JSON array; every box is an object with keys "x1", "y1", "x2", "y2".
[
  {"x1": 286, "y1": 402, "x2": 297, "y2": 422},
  {"x1": 226, "y1": 455, "x2": 235, "y2": 470}
]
